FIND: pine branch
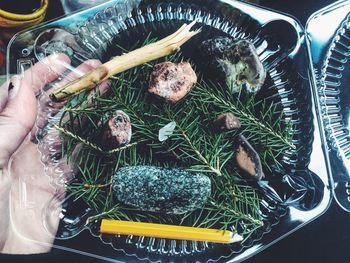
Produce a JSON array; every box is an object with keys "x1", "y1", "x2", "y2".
[
  {"x1": 52, "y1": 36, "x2": 298, "y2": 238},
  {"x1": 84, "y1": 182, "x2": 112, "y2": 189},
  {"x1": 193, "y1": 81, "x2": 295, "y2": 150},
  {"x1": 54, "y1": 124, "x2": 141, "y2": 154},
  {"x1": 179, "y1": 127, "x2": 222, "y2": 176}
]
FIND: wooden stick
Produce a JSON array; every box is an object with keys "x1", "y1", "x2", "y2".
[{"x1": 50, "y1": 21, "x2": 200, "y2": 102}]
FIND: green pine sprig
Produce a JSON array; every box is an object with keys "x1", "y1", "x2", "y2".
[{"x1": 52, "y1": 36, "x2": 295, "y2": 238}]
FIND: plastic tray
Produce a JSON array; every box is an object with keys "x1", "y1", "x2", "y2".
[
  {"x1": 307, "y1": 0, "x2": 350, "y2": 213},
  {"x1": 6, "y1": 0, "x2": 332, "y2": 262}
]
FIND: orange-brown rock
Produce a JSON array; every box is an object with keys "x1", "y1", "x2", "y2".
[{"x1": 148, "y1": 61, "x2": 197, "y2": 103}]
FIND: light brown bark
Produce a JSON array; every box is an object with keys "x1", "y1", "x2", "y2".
[{"x1": 50, "y1": 21, "x2": 200, "y2": 102}]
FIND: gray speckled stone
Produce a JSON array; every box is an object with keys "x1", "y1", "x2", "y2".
[{"x1": 112, "y1": 166, "x2": 211, "y2": 214}]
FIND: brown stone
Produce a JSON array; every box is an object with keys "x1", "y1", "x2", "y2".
[
  {"x1": 235, "y1": 134, "x2": 264, "y2": 181},
  {"x1": 148, "y1": 61, "x2": 197, "y2": 103},
  {"x1": 214, "y1": 113, "x2": 241, "y2": 131},
  {"x1": 101, "y1": 110, "x2": 131, "y2": 150}
]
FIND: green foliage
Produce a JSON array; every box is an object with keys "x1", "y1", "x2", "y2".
[{"x1": 56, "y1": 38, "x2": 294, "y2": 238}]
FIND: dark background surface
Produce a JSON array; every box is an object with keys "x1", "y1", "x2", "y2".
[{"x1": 1, "y1": 0, "x2": 349, "y2": 263}]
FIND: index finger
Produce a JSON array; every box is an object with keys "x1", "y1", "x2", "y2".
[{"x1": 23, "y1": 53, "x2": 71, "y2": 93}]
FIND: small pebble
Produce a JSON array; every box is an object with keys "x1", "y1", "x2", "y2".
[
  {"x1": 235, "y1": 134, "x2": 264, "y2": 181},
  {"x1": 214, "y1": 113, "x2": 241, "y2": 131},
  {"x1": 112, "y1": 165, "x2": 211, "y2": 214},
  {"x1": 101, "y1": 110, "x2": 131, "y2": 149},
  {"x1": 148, "y1": 61, "x2": 197, "y2": 103}
]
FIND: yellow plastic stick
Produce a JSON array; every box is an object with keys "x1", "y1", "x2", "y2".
[{"x1": 100, "y1": 219, "x2": 243, "y2": 244}]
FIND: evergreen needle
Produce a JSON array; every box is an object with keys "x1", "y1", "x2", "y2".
[
  {"x1": 194, "y1": 82, "x2": 295, "y2": 150},
  {"x1": 54, "y1": 36, "x2": 294, "y2": 240}
]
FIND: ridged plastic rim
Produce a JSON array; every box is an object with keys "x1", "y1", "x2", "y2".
[
  {"x1": 35, "y1": 1, "x2": 317, "y2": 262},
  {"x1": 319, "y1": 13, "x2": 350, "y2": 161}
]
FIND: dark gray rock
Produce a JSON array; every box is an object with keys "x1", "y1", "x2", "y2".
[
  {"x1": 199, "y1": 37, "x2": 266, "y2": 92},
  {"x1": 112, "y1": 166, "x2": 211, "y2": 214}
]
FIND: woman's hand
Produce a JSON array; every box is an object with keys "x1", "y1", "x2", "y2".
[{"x1": 0, "y1": 54, "x2": 107, "y2": 254}]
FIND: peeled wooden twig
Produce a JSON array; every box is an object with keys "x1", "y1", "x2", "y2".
[{"x1": 50, "y1": 21, "x2": 200, "y2": 102}]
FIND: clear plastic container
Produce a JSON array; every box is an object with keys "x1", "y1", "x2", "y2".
[
  {"x1": 60, "y1": 0, "x2": 113, "y2": 14},
  {"x1": 306, "y1": 0, "x2": 350, "y2": 213},
  {"x1": 5, "y1": 0, "x2": 338, "y2": 262}
]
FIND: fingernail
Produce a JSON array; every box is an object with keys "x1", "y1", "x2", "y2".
[
  {"x1": 8, "y1": 76, "x2": 20, "y2": 99},
  {"x1": 0, "y1": 81, "x2": 9, "y2": 112},
  {"x1": 8, "y1": 82, "x2": 14, "y2": 91}
]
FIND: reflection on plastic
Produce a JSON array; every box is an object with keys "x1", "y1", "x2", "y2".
[
  {"x1": 44, "y1": 192, "x2": 93, "y2": 239},
  {"x1": 307, "y1": 0, "x2": 350, "y2": 212}
]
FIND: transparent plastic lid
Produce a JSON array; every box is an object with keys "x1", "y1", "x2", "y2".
[
  {"x1": 306, "y1": 0, "x2": 350, "y2": 213},
  {"x1": 5, "y1": 0, "x2": 332, "y2": 262}
]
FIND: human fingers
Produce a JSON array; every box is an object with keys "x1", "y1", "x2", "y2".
[
  {"x1": 0, "y1": 78, "x2": 37, "y2": 169},
  {"x1": 36, "y1": 60, "x2": 103, "y2": 129},
  {"x1": 0, "y1": 53, "x2": 70, "y2": 113},
  {"x1": 0, "y1": 54, "x2": 70, "y2": 168},
  {"x1": 34, "y1": 59, "x2": 111, "y2": 142},
  {"x1": 23, "y1": 53, "x2": 71, "y2": 94},
  {"x1": 0, "y1": 53, "x2": 70, "y2": 114},
  {"x1": 0, "y1": 80, "x2": 9, "y2": 113},
  {"x1": 51, "y1": 59, "x2": 102, "y2": 89}
]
